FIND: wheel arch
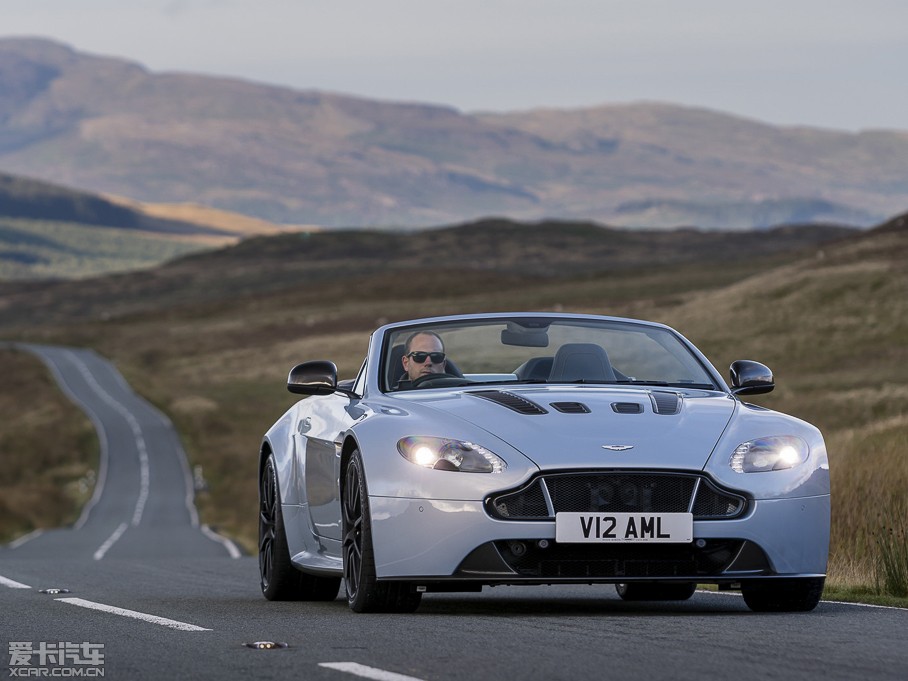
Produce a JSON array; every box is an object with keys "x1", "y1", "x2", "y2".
[
  {"x1": 339, "y1": 434, "x2": 360, "y2": 494},
  {"x1": 259, "y1": 439, "x2": 274, "y2": 482}
]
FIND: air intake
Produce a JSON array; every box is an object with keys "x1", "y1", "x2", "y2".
[
  {"x1": 612, "y1": 402, "x2": 643, "y2": 414},
  {"x1": 550, "y1": 402, "x2": 591, "y2": 414},
  {"x1": 651, "y1": 391, "x2": 682, "y2": 415},
  {"x1": 469, "y1": 390, "x2": 548, "y2": 415}
]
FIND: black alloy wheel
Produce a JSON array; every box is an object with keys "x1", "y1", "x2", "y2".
[
  {"x1": 259, "y1": 454, "x2": 340, "y2": 601},
  {"x1": 342, "y1": 450, "x2": 421, "y2": 613}
]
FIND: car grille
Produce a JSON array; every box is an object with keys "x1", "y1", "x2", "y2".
[{"x1": 487, "y1": 472, "x2": 747, "y2": 521}]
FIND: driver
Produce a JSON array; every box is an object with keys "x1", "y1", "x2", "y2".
[{"x1": 399, "y1": 331, "x2": 447, "y2": 388}]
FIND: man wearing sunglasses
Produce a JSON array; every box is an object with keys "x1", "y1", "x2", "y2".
[{"x1": 401, "y1": 331, "x2": 447, "y2": 385}]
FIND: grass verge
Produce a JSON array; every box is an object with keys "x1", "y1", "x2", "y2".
[{"x1": 0, "y1": 347, "x2": 98, "y2": 542}]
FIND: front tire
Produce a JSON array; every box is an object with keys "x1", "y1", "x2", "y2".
[
  {"x1": 259, "y1": 454, "x2": 341, "y2": 601},
  {"x1": 616, "y1": 582, "x2": 697, "y2": 601},
  {"x1": 741, "y1": 577, "x2": 825, "y2": 612},
  {"x1": 342, "y1": 450, "x2": 421, "y2": 613}
]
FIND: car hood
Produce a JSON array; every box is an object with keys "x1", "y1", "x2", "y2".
[{"x1": 405, "y1": 386, "x2": 737, "y2": 471}]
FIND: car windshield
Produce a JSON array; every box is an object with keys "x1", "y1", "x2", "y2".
[{"x1": 382, "y1": 317, "x2": 719, "y2": 392}]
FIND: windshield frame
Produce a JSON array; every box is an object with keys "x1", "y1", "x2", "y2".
[{"x1": 376, "y1": 314, "x2": 723, "y2": 394}]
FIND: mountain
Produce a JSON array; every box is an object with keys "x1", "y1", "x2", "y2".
[{"x1": 1, "y1": 38, "x2": 906, "y2": 229}]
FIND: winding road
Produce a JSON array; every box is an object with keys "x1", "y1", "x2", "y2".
[{"x1": 2, "y1": 345, "x2": 907, "y2": 680}]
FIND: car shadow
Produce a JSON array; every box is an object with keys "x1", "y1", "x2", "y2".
[{"x1": 413, "y1": 589, "x2": 753, "y2": 617}]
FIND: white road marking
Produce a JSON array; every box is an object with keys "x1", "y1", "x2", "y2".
[
  {"x1": 319, "y1": 662, "x2": 428, "y2": 681},
  {"x1": 176, "y1": 425, "x2": 201, "y2": 529},
  {"x1": 200, "y1": 525, "x2": 242, "y2": 559},
  {"x1": 56, "y1": 597, "x2": 211, "y2": 631},
  {"x1": 696, "y1": 588, "x2": 908, "y2": 611},
  {"x1": 822, "y1": 599, "x2": 908, "y2": 611},
  {"x1": 70, "y1": 353, "x2": 151, "y2": 527},
  {"x1": 93, "y1": 522, "x2": 128, "y2": 561},
  {"x1": 0, "y1": 574, "x2": 32, "y2": 589},
  {"x1": 8, "y1": 529, "x2": 44, "y2": 549},
  {"x1": 23, "y1": 346, "x2": 110, "y2": 531},
  {"x1": 131, "y1": 429, "x2": 150, "y2": 526}
]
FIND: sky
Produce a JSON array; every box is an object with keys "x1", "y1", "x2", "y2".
[{"x1": 3, "y1": 0, "x2": 907, "y2": 132}]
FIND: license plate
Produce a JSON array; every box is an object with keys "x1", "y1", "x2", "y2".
[{"x1": 555, "y1": 512, "x2": 693, "y2": 543}]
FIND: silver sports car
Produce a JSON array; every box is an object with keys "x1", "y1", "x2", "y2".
[{"x1": 258, "y1": 313, "x2": 829, "y2": 613}]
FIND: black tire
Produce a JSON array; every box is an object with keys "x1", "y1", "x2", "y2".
[
  {"x1": 741, "y1": 577, "x2": 825, "y2": 612},
  {"x1": 259, "y1": 454, "x2": 341, "y2": 601},
  {"x1": 342, "y1": 450, "x2": 422, "y2": 613},
  {"x1": 616, "y1": 582, "x2": 697, "y2": 601}
]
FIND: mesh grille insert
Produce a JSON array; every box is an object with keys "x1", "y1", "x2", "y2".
[
  {"x1": 546, "y1": 473, "x2": 694, "y2": 514},
  {"x1": 692, "y1": 479, "x2": 747, "y2": 517},
  {"x1": 491, "y1": 479, "x2": 549, "y2": 519},
  {"x1": 487, "y1": 472, "x2": 746, "y2": 521}
]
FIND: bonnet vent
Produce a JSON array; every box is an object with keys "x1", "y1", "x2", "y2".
[
  {"x1": 469, "y1": 390, "x2": 548, "y2": 415},
  {"x1": 550, "y1": 401, "x2": 591, "y2": 414},
  {"x1": 611, "y1": 402, "x2": 643, "y2": 414},
  {"x1": 651, "y1": 391, "x2": 682, "y2": 415}
]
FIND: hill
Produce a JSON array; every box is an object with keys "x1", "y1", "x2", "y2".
[
  {"x1": 0, "y1": 171, "x2": 301, "y2": 278},
  {"x1": 0, "y1": 172, "x2": 230, "y2": 236},
  {"x1": 655, "y1": 213, "x2": 908, "y2": 593},
  {"x1": 1, "y1": 37, "x2": 906, "y2": 229},
  {"x1": 0, "y1": 218, "x2": 855, "y2": 327}
]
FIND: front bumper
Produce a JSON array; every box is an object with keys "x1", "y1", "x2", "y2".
[{"x1": 369, "y1": 494, "x2": 830, "y2": 581}]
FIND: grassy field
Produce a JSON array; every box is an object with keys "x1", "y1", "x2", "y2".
[
  {"x1": 1, "y1": 218, "x2": 905, "y2": 604},
  {"x1": 0, "y1": 347, "x2": 98, "y2": 542},
  {"x1": 0, "y1": 218, "x2": 210, "y2": 280},
  {"x1": 653, "y1": 226, "x2": 908, "y2": 600}
]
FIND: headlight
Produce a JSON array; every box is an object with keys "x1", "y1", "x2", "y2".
[
  {"x1": 397, "y1": 436, "x2": 507, "y2": 473},
  {"x1": 730, "y1": 435, "x2": 809, "y2": 473}
]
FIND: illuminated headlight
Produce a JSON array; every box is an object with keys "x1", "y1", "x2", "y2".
[
  {"x1": 397, "y1": 436, "x2": 506, "y2": 473},
  {"x1": 730, "y1": 435, "x2": 809, "y2": 473}
]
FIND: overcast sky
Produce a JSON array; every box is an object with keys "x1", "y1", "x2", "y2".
[{"x1": 3, "y1": 0, "x2": 907, "y2": 131}]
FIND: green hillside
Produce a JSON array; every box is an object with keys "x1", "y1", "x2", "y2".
[
  {"x1": 0, "y1": 171, "x2": 232, "y2": 236},
  {"x1": 0, "y1": 171, "x2": 260, "y2": 279},
  {"x1": 0, "y1": 218, "x2": 853, "y2": 324},
  {"x1": 0, "y1": 217, "x2": 208, "y2": 279}
]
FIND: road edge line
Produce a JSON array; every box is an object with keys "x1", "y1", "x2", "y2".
[
  {"x1": 56, "y1": 597, "x2": 211, "y2": 631},
  {"x1": 319, "y1": 662, "x2": 428, "y2": 681}
]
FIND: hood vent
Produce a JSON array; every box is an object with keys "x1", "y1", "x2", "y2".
[
  {"x1": 651, "y1": 391, "x2": 682, "y2": 415},
  {"x1": 611, "y1": 402, "x2": 643, "y2": 414},
  {"x1": 550, "y1": 401, "x2": 591, "y2": 414},
  {"x1": 469, "y1": 390, "x2": 548, "y2": 415}
]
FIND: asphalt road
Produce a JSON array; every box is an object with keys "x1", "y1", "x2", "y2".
[{"x1": 3, "y1": 345, "x2": 907, "y2": 681}]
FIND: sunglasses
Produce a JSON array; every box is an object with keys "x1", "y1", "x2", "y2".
[{"x1": 406, "y1": 351, "x2": 446, "y2": 364}]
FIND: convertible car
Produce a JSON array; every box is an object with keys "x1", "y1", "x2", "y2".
[{"x1": 258, "y1": 313, "x2": 829, "y2": 613}]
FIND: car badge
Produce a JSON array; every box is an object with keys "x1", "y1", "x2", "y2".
[{"x1": 601, "y1": 444, "x2": 635, "y2": 451}]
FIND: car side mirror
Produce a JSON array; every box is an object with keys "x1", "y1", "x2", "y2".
[
  {"x1": 729, "y1": 360, "x2": 774, "y2": 396},
  {"x1": 287, "y1": 360, "x2": 338, "y2": 395}
]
